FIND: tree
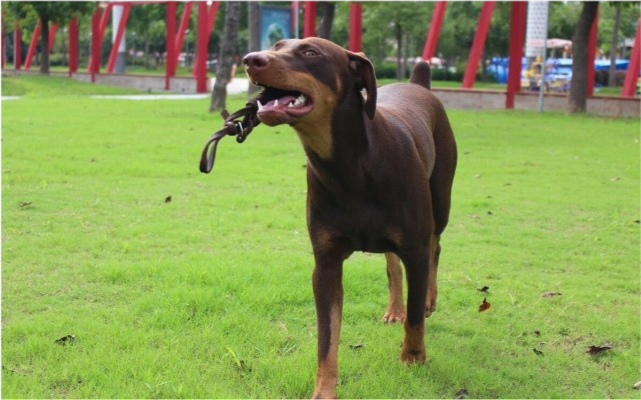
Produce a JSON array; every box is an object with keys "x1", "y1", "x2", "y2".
[
  {"x1": 568, "y1": 2, "x2": 599, "y2": 113},
  {"x1": 128, "y1": 3, "x2": 164, "y2": 69},
  {"x1": 210, "y1": 2, "x2": 242, "y2": 112},
  {"x1": 318, "y1": 2, "x2": 336, "y2": 40},
  {"x1": 7, "y1": 2, "x2": 93, "y2": 74}
]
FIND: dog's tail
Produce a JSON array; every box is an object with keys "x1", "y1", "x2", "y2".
[{"x1": 409, "y1": 61, "x2": 432, "y2": 90}]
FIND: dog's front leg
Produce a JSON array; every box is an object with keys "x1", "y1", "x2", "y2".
[
  {"x1": 311, "y1": 249, "x2": 346, "y2": 399},
  {"x1": 400, "y1": 247, "x2": 430, "y2": 363}
]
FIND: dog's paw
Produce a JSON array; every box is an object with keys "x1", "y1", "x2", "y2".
[
  {"x1": 383, "y1": 308, "x2": 406, "y2": 324},
  {"x1": 401, "y1": 348, "x2": 427, "y2": 364},
  {"x1": 424, "y1": 304, "x2": 436, "y2": 318}
]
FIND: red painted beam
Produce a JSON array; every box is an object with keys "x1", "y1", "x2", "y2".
[
  {"x1": 106, "y1": 3, "x2": 131, "y2": 73},
  {"x1": 165, "y1": 2, "x2": 177, "y2": 90},
  {"x1": 175, "y1": 2, "x2": 193, "y2": 54},
  {"x1": 195, "y1": 1, "x2": 208, "y2": 93},
  {"x1": 348, "y1": 2, "x2": 362, "y2": 53},
  {"x1": 586, "y1": 9, "x2": 598, "y2": 96},
  {"x1": 192, "y1": 2, "x2": 219, "y2": 76},
  {"x1": 303, "y1": 1, "x2": 316, "y2": 38},
  {"x1": 24, "y1": 20, "x2": 41, "y2": 70},
  {"x1": 622, "y1": 18, "x2": 641, "y2": 97},
  {"x1": 506, "y1": 1, "x2": 526, "y2": 109},
  {"x1": 462, "y1": 1, "x2": 495, "y2": 88},
  {"x1": 69, "y1": 17, "x2": 78, "y2": 77},
  {"x1": 48, "y1": 22, "x2": 58, "y2": 52},
  {"x1": 88, "y1": 4, "x2": 112, "y2": 72},
  {"x1": 422, "y1": 1, "x2": 447, "y2": 61}
]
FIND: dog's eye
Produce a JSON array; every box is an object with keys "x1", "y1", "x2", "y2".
[{"x1": 302, "y1": 49, "x2": 319, "y2": 57}]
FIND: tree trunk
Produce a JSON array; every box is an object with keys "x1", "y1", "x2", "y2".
[
  {"x1": 318, "y1": 2, "x2": 335, "y2": 40},
  {"x1": 210, "y1": 2, "x2": 242, "y2": 112},
  {"x1": 40, "y1": 16, "x2": 50, "y2": 75},
  {"x1": 608, "y1": 6, "x2": 621, "y2": 88},
  {"x1": 247, "y1": 1, "x2": 261, "y2": 96},
  {"x1": 395, "y1": 23, "x2": 403, "y2": 81},
  {"x1": 145, "y1": 34, "x2": 150, "y2": 69},
  {"x1": 568, "y1": 2, "x2": 598, "y2": 113}
]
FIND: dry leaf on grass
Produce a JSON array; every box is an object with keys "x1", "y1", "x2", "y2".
[
  {"x1": 478, "y1": 298, "x2": 491, "y2": 312},
  {"x1": 54, "y1": 334, "x2": 76, "y2": 345},
  {"x1": 542, "y1": 291, "x2": 562, "y2": 297},
  {"x1": 586, "y1": 343, "x2": 613, "y2": 355},
  {"x1": 477, "y1": 286, "x2": 489, "y2": 293}
]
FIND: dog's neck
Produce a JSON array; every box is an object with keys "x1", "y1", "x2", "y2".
[{"x1": 297, "y1": 88, "x2": 371, "y2": 193}]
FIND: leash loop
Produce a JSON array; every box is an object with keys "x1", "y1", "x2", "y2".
[{"x1": 199, "y1": 100, "x2": 260, "y2": 174}]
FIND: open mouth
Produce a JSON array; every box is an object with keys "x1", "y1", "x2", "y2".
[{"x1": 254, "y1": 86, "x2": 313, "y2": 125}]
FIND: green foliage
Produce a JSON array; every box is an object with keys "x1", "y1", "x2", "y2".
[{"x1": 1, "y1": 75, "x2": 640, "y2": 399}]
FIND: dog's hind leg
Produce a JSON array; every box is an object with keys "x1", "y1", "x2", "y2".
[
  {"x1": 425, "y1": 235, "x2": 441, "y2": 317},
  {"x1": 383, "y1": 253, "x2": 405, "y2": 323},
  {"x1": 399, "y1": 247, "x2": 430, "y2": 364}
]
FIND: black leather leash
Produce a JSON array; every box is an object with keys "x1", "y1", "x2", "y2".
[{"x1": 199, "y1": 99, "x2": 261, "y2": 174}]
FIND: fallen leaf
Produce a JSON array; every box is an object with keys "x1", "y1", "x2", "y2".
[
  {"x1": 349, "y1": 344, "x2": 365, "y2": 350},
  {"x1": 477, "y1": 286, "x2": 489, "y2": 293},
  {"x1": 533, "y1": 348, "x2": 543, "y2": 356},
  {"x1": 478, "y1": 298, "x2": 491, "y2": 312},
  {"x1": 455, "y1": 388, "x2": 469, "y2": 399},
  {"x1": 487, "y1": 211, "x2": 493, "y2": 215},
  {"x1": 610, "y1": 177, "x2": 621, "y2": 182},
  {"x1": 633, "y1": 381, "x2": 641, "y2": 390},
  {"x1": 19, "y1": 202, "x2": 32, "y2": 208},
  {"x1": 165, "y1": 196, "x2": 172, "y2": 203},
  {"x1": 586, "y1": 343, "x2": 613, "y2": 355},
  {"x1": 54, "y1": 334, "x2": 76, "y2": 345},
  {"x1": 542, "y1": 291, "x2": 562, "y2": 298},
  {"x1": 533, "y1": 330, "x2": 541, "y2": 337}
]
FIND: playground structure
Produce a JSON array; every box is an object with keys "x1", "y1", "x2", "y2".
[{"x1": 3, "y1": 1, "x2": 640, "y2": 104}]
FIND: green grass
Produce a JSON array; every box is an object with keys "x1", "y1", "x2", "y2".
[{"x1": 2, "y1": 76, "x2": 640, "y2": 399}]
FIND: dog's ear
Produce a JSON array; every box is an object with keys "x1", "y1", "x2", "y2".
[{"x1": 347, "y1": 51, "x2": 377, "y2": 120}]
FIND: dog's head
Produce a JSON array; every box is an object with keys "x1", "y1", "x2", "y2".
[{"x1": 243, "y1": 37, "x2": 377, "y2": 129}]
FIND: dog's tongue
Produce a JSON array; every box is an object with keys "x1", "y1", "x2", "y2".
[{"x1": 265, "y1": 95, "x2": 297, "y2": 109}]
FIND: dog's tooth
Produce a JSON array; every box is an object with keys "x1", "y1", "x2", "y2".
[
  {"x1": 299, "y1": 94, "x2": 307, "y2": 104},
  {"x1": 257, "y1": 100, "x2": 263, "y2": 110},
  {"x1": 274, "y1": 99, "x2": 279, "y2": 107},
  {"x1": 288, "y1": 101, "x2": 294, "y2": 107}
]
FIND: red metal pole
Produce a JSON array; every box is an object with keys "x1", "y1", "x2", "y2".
[
  {"x1": 422, "y1": 1, "x2": 447, "y2": 61},
  {"x1": 175, "y1": 2, "x2": 193, "y2": 54},
  {"x1": 622, "y1": 18, "x2": 641, "y2": 97},
  {"x1": 506, "y1": 1, "x2": 526, "y2": 109},
  {"x1": 192, "y1": 2, "x2": 219, "y2": 76},
  {"x1": 91, "y1": 8, "x2": 100, "y2": 81},
  {"x1": 348, "y1": 2, "x2": 362, "y2": 53},
  {"x1": 462, "y1": 1, "x2": 495, "y2": 88},
  {"x1": 48, "y1": 22, "x2": 58, "y2": 52},
  {"x1": 69, "y1": 17, "x2": 78, "y2": 77},
  {"x1": 88, "y1": 4, "x2": 112, "y2": 72},
  {"x1": 196, "y1": 1, "x2": 208, "y2": 93},
  {"x1": 106, "y1": 3, "x2": 131, "y2": 73},
  {"x1": 14, "y1": 26, "x2": 22, "y2": 70},
  {"x1": 24, "y1": 20, "x2": 41, "y2": 69},
  {"x1": 303, "y1": 1, "x2": 317, "y2": 38},
  {"x1": 586, "y1": 9, "x2": 598, "y2": 96},
  {"x1": 166, "y1": 1, "x2": 177, "y2": 90}
]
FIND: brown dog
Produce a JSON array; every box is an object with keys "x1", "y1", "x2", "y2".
[{"x1": 243, "y1": 37, "x2": 457, "y2": 399}]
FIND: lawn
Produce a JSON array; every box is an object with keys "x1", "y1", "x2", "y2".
[{"x1": 1, "y1": 75, "x2": 640, "y2": 399}]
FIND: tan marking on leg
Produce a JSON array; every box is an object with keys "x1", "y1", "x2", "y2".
[
  {"x1": 401, "y1": 319, "x2": 426, "y2": 364},
  {"x1": 312, "y1": 304, "x2": 342, "y2": 399},
  {"x1": 425, "y1": 235, "x2": 440, "y2": 317},
  {"x1": 383, "y1": 253, "x2": 405, "y2": 323}
]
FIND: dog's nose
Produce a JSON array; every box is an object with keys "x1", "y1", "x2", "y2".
[{"x1": 243, "y1": 52, "x2": 269, "y2": 70}]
